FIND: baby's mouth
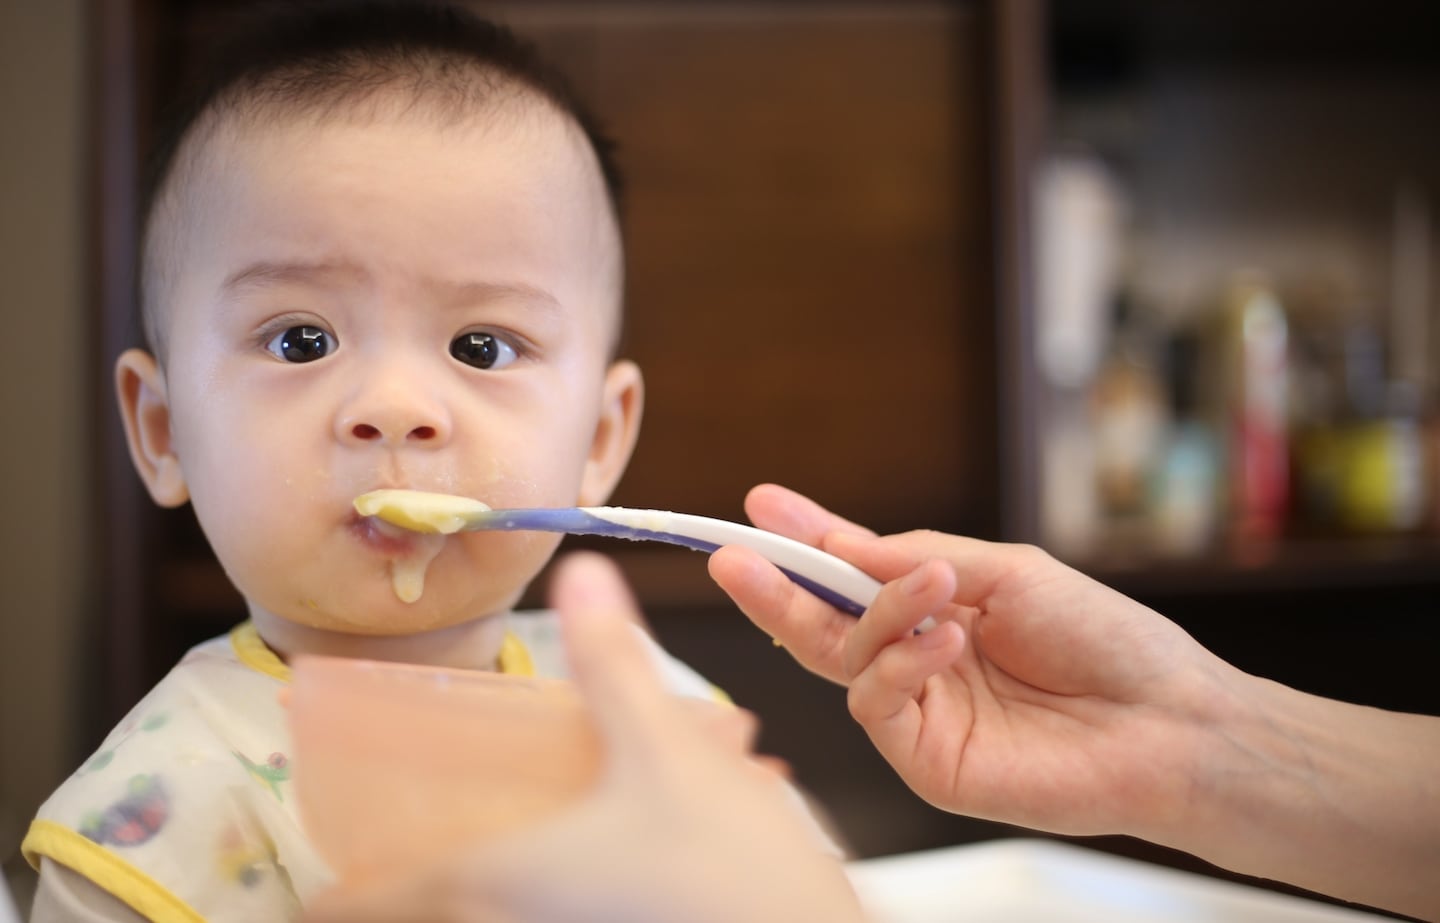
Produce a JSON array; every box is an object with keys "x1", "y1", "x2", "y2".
[
  {"x1": 351, "y1": 512, "x2": 421, "y2": 554},
  {"x1": 351, "y1": 512, "x2": 449, "y2": 604}
]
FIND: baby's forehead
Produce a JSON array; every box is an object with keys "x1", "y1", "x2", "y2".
[
  {"x1": 200, "y1": 79, "x2": 583, "y2": 172},
  {"x1": 149, "y1": 90, "x2": 624, "y2": 353}
]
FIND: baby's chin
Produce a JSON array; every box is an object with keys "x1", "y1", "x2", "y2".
[{"x1": 264, "y1": 580, "x2": 522, "y2": 638}]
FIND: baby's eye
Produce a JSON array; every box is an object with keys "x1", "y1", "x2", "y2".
[
  {"x1": 450, "y1": 332, "x2": 518, "y2": 370},
  {"x1": 266, "y1": 325, "x2": 336, "y2": 363}
]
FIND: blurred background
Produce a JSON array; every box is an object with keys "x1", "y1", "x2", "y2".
[{"x1": 3, "y1": 0, "x2": 1437, "y2": 916}]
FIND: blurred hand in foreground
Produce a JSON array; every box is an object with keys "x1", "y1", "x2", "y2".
[{"x1": 305, "y1": 550, "x2": 867, "y2": 923}]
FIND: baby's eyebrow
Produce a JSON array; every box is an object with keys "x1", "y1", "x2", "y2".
[
  {"x1": 221, "y1": 260, "x2": 364, "y2": 294},
  {"x1": 436, "y1": 279, "x2": 564, "y2": 315},
  {"x1": 220, "y1": 262, "x2": 564, "y2": 317},
  {"x1": 220, "y1": 260, "x2": 561, "y2": 311}
]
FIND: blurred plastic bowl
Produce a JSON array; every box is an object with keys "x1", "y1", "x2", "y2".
[{"x1": 288, "y1": 655, "x2": 601, "y2": 885}]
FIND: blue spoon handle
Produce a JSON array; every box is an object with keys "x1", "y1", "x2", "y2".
[{"x1": 465, "y1": 507, "x2": 880, "y2": 617}]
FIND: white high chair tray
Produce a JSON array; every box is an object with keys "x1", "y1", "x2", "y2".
[{"x1": 845, "y1": 838, "x2": 1398, "y2": 923}]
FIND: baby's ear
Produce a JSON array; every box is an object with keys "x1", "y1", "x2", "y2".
[
  {"x1": 115, "y1": 348, "x2": 190, "y2": 507},
  {"x1": 578, "y1": 359, "x2": 644, "y2": 507}
]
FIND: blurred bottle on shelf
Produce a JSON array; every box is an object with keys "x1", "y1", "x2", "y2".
[
  {"x1": 1385, "y1": 180, "x2": 1436, "y2": 536},
  {"x1": 1419, "y1": 417, "x2": 1440, "y2": 542},
  {"x1": 1312, "y1": 181, "x2": 1433, "y2": 536},
  {"x1": 1292, "y1": 313, "x2": 1428, "y2": 536},
  {"x1": 1091, "y1": 290, "x2": 1166, "y2": 531},
  {"x1": 1290, "y1": 306, "x2": 1350, "y2": 535},
  {"x1": 1034, "y1": 151, "x2": 1128, "y2": 557},
  {"x1": 1150, "y1": 330, "x2": 1219, "y2": 556},
  {"x1": 1337, "y1": 384, "x2": 1426, "y2": 533},
  {"x1": 1332, "y1": 319, "x2": 1426, "y2": 532},
  {"x1": 1218, "y1": 272, "x2": 1290, "y2": 546}
]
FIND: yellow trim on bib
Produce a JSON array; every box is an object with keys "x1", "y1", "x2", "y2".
[
  {"x1": 230, "y1": 620, "x2": 535, "y2": 679},
  {"x1": 231, "y1": 621, "x2": 291, "y2": 682},
  {"x1": 496, "y1": 630, "x2": 535, "y2": 676},
  {"x1": 22, "y1": 820, "x2": 205, "y2": 923}
]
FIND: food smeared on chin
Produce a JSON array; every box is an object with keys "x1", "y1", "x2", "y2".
[
  {"x1": 389, "y1": 535, "x2": 446, "y2": 603},
  {"x1": 353, "y1": 489, "x2": 491, "y2": 534},
  {"x1": 354, "y1": 490, "x2": 491, "y2": 603}
]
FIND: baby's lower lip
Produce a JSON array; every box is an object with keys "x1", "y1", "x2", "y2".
[{"x1": 351, "y1": 515, "x2": 421, "y2": 555}]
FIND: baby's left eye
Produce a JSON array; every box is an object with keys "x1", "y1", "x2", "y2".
[{"x1": 450, "y1": 332, "x2": 518, "y2": 370}]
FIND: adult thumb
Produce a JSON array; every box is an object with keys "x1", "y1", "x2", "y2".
[{"x1": 548, "y1": 552, "x2": 679, "y2": 758}]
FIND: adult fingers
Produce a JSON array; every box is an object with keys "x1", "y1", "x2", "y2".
[
  {"x1": 743, "y1": 483, "x2": 876, "y2": 546},
  {"x1": 681, "y1": 697, "x2": 761, "y2": 757},
  {"x1": 303, "y1": 880, "x2": 405, "y2": 923},
  {"x1": 708, "y1": 544, "x2": 853, "y2": 684},
  {"x1": 841, "y1": 559, "x2": 957, "y2": 682},
  {"x1": 844, "y1": 626, "x2": 970, "y2": 804},
  {"x1": 548, "y1": 552, "x2": 680, "y2": 755},
  {"x1": 680, "y1": 700, "x2": 789, "y2": 780},
  {"x1": 752, "y1": 753, "x2": 794, "y2": 781},
  {"x1": 826, "y1": 530, "x2": 1043, "y2": 609},
  {"x1": 301, "y1": 860, "x2": 514, "y2": 923},
  {"x1": 845, "y1": 622, "x2": 966, "y2": 730}
]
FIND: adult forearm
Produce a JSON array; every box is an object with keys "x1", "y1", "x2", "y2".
[{"x1": 1152, "y1": 673, "x2": 1440, "y2": 919}]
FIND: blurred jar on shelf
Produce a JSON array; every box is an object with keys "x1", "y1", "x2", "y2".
[
  {"x1": 1293, "y1": 315, "x2": 1428, "y2": 535},
  {"x1": 1217, "y1": 272, "x2": 1291, "y2": 545},
  {"x1": 1034, "y1": 151, "x2": 1129, "y2": 557},
  {"x1": 1338, "y1": 400, "x2": 1426, "y2": 532},
  {"x1": 1091, "y1": 290, "x2": 1167, "y2": 527},
  {"x1": 1149, "y1": 329, "x2": 1220, "y2": 557}
]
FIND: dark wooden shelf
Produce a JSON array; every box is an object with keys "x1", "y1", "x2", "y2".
[{"x1": 1068, "y1": 535, "x2": 1440, "y2": 598}]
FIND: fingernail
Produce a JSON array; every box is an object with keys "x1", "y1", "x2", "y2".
[{"x1": 900, "y1": 565, "x2": 930, "y2": 597}]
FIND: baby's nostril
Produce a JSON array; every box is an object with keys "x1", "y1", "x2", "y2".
[
  {"x1": 410, "y1": 425, "x2": 437, "y2": 440},
  {"x1": 352, "y1": 423, "x2": 380, "y2": 440}
]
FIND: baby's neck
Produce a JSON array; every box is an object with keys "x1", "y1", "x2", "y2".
[{"x1": 249, "y1": 609, "x2": 511, "y2": 672}]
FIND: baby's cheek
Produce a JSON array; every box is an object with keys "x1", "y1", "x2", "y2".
[
  {"x1": 458, "y1": 528, "x2": 562, "y2": 572},
  {"x1": 450, "y1": 530, "x2": 562, "y2": 605},
  {"x1": 466, "y1": 464, "x2": 584, "y2": 510}
]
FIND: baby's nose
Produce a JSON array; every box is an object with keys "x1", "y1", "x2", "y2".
[
  {"x1": 348, "y1": 420, "x2": 439, "y2": 442},
  {"x1": 336, "y1": 381, "x2": 451, "y2": 447}
]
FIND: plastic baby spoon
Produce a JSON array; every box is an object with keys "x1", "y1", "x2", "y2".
[{"x1": 354, "y1": 489, "x2": 881, "y2": 617}]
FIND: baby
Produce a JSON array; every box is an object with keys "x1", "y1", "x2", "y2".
[{"x1": 23, "y1": 3, "x2": 724, "y2": 920}]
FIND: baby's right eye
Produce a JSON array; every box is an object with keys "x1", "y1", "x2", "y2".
[{"x1": 265, "y1": 325, "x2": 337, "y2": 363}]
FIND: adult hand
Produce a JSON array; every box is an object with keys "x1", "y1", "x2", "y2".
[
  {"x1": 710, "y1": 485, "x2": 1440, "y2": 921},
  {"x1": 305, "y1": 550, "x2": 866, "y2": 923},
  {"x1": 708, "y1": 484, "x2": 1246, "y2": 840}
]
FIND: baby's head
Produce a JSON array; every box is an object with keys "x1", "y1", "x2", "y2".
[{"x1": 117, "y1": 1, "x2": 643, "y2": 644}]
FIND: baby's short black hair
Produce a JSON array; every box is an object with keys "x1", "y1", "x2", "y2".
[{"x1": 139, "y1": 0, "x2": 623, "y2": 356}]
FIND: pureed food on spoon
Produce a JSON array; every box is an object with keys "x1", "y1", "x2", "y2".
[
  {"x1": 354, "y1": 488, "x2": 490, "y2": 534},
  {"x1": 353, "y1": 489, "x2": 490, "y2": 603}
]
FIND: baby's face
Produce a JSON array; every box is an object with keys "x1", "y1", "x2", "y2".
[{"x1": 150, "y1": 102, "x2": 633, "y2": 636}]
